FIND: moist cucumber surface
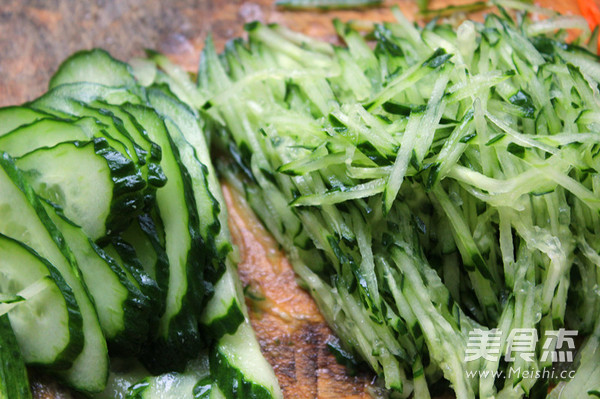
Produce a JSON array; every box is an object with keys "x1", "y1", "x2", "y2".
[
  {"x1": 0, "y1": 152, "x2": 108, "y2": 392},
  {"x1": 0, "y1": 234, "x2": 82, "y2": 369},
  {"x1": 0, "y1": 118, "x2": 90, "y2": 156},
  {"x1": 122, "y1": 102, "x2": 205, "y2": 373},
  {"x1": 16, "y1": 140, "x2": 145, "y2": 241},
  {"x1": 41, "y1": 199, "x2": 151, "y2": 356},
  {"x1": 49, "y1": 49, "x2": 137, "y2": 90},
  {"x1": 0, "y1": 107, "x2": 50, "y2": 137}
]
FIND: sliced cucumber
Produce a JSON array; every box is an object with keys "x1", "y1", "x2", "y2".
[
  {"x1": 144, "y1": 51, "x2": 207, "y2": 110},
  {"x1": 89, "y1": 100, "x2": 167, "y2": 190},
  {"x1": 0, "y1": 234, "x2": 82, "y2": 369},
  {"x1": 31, "y1": 83, "x2": 140, "y2": 114},
  {"x1": 47, "y1": 50, "x2": 166, "y2": 191},
  {"x1": 146, "y1": 72, "x2": 281, "y2": 395},
  {"x1": 0, "y1": 152, "x2": 108, "y2": 392},
  {"x1": 33, "y1": 96, "x2": 148, "y2": 183},
  {"x1": 130, "y1": 57, "x2": 158, "y2": 87},
  {"x1": 92, "y1": 356, "x2": 215, "y2": 399},
  {"x1": 70, "y1": 102, "x2": 148, "y2": 169},
  {"x1": 41, "y1": 200, "x2": 151, "y2": 357},
  {"x1": 127, "y1": 357, "x2": 210, "y2": 399},
  {"x1": 122, "y1": 104, "x2": 203, "y2": 373},
  {"x1": 0, "y1": 114, "x2": 130, "y2": 165},
  {"x1": 0, "y1": 113, "x2": 148, "y2": 241},
  {"x1": 211, "y1": 322, "x2": 283, "y2": 399},
  {"x1": 92, "y1": 355, "x2": 229, "y2": 399},
  {"x1": 208, "y1": 385, "x2": 227, "y2": 399},
  {"x1": 0, "y1": 118, "x2": 90, "y2": 157},
  {"x1": 119, "y1": 213, "x2": 168, "y2": 286},
  {"x1": 107, "y1": 235, "x2": 164, "y2": 332},
  {"x1": 0, "y1": 107, "x2": 52, "y2": 137},
  {"x1": 146, "y1": 89, "x2": 249, "y2": 342},
  {"x1": 115, "y1": 213, "x2": 168, "y2": 314},
  {"x1": 15, "y1": 140, "x2": 145, "y2": 241},
  {"x1": 71, "y1": 116, "x2": 138, "y2": 167},
  {"x1": 31, "y1": 85, "x2": 170, "y2": 216},
  {"x1": 49, "y1": 49, "x2": 136, "y2": 90},
  {"x1": 146, "y1": 88, "x2": 229, "y2": 281},
  {"x1": 199, "y1": 260, "x2": 244, "y2": 340},
  {"x1": 102, "y1": 238, "x2": 160, "y2": 298},
  {"x1": 0, "y1": 314, "x2": 32, "y2": 399}
]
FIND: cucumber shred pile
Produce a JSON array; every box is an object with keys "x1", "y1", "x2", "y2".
[
  {"x1": 147, "y1": 2, "x2": 600, "y2": 398},
  {"x1": 0, "y1": 50, "x2": 281, "y2": 398}
]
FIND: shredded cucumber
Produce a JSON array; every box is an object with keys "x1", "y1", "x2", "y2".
[{"x1": 182, "y1": 4, "x2": 600, "y2": 399}]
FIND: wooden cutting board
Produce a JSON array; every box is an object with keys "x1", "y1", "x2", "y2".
[
  {"x1": 0, "y1": 0, "x2": 582, "y2": 107},
  {"x1": 0, "y1": 1, "x2": 589, "y2": 398}
]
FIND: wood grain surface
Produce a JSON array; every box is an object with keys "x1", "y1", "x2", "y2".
[{"x1": 0, "y1": 1, "x2": 590, "y2": 398}]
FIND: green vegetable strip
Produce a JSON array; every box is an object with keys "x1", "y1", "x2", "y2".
[
  {"x1": 384, "y1": 113, "x2": 422, "y2": 212},
  {"x1": 351, "y1": 208, "x2": 380, "y2": 311},
  {"x1": 432, "y1": 185, "x2": 500, "y2": 320},
  {"x1": 291, "y1": 178, "x2": 386, "y2": 206}
]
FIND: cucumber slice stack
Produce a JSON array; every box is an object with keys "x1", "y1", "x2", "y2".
[{"x1": 0, "y1": 49, "x2": 281, "y2": 398}]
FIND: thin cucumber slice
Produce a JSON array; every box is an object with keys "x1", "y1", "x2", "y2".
[
  {"x1": 199, "y1": 259, "x2": 244, "y2": 340},
  {"x1": 33, "y1": 95, "x2": 149, "y2": 188},
  {"x1": 92, "y1": 356, "x2": 214, "y2": 399},
  {"x1": 107, "y1": 235, "x2": 164, "y2": 335},
  {"x1": 31, "y1": 83, "x2": 140, "y2": 114},
  {"x1": 0, "y1": 106, "x2": 51, "y2": 137},
  {"x1": 0, "y1": 118, "x2": 90, "y2": 157},
  {"x1": 130, "y1": 57, "x2": 158, "y2": 87},
  {"x1": 146, "y1": 80, "x2": 281, "y2": 396},
  {"x1": 0, "y1": 152, "x2": 108, "y2": 392},
  {"x1": 118, "y1": 213, "x2": 168, "y2": 286},
  {"x1": 0, "y1": 114, "x2": 139, "y2": 183},
  {"x1": 144, "y1": 50, "x2": 206, "y2": 109},
  {"x1": 49, "y1": 49, "x2": 136, "y2": 90},
  {"x1": 89, "y1": 100, "x2": 167, "y2": 189},
  {"x1": 15, "y1": 140, "x2": 145, "y2": 241},
  {"x1": 0, "y1": 113, "x2": 147, "y2": 241},
  {"x1": 0, "y1": 234, "x2": 82, "y2": 369},
  {"x1": 0, "y1": 314, "x2": 32, "y2": 399},
  {"x1": 41, "y1": 200, "x2": 151, "y2": 357},
  {"x1": 91, "y1": 359, "x2": 150, "y2": 399},
  {"x1": 31, "y1": 84, "x2": 171, "y2": 214},
  {"x1": 146, "y1": 89, "x2": 246, "y2": 341},
  {"x1": 211, "y1": 322, "x2": 283, "y2": 399},
  {"x1": 92, "y1": 355, "x2": 227, "y2": 399},
  {"x1": 122, "y1": 104, "x2": 203, "y2": 373},
  {"x1": 146, "y1": 88, "x2": 231, "y2": 273},
  {"x1": 27, "y1": 100, "x2": 137, "y2": 166},
  {"x1": 115, "y1": 213, "x2": 168, "y2": 316}
]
